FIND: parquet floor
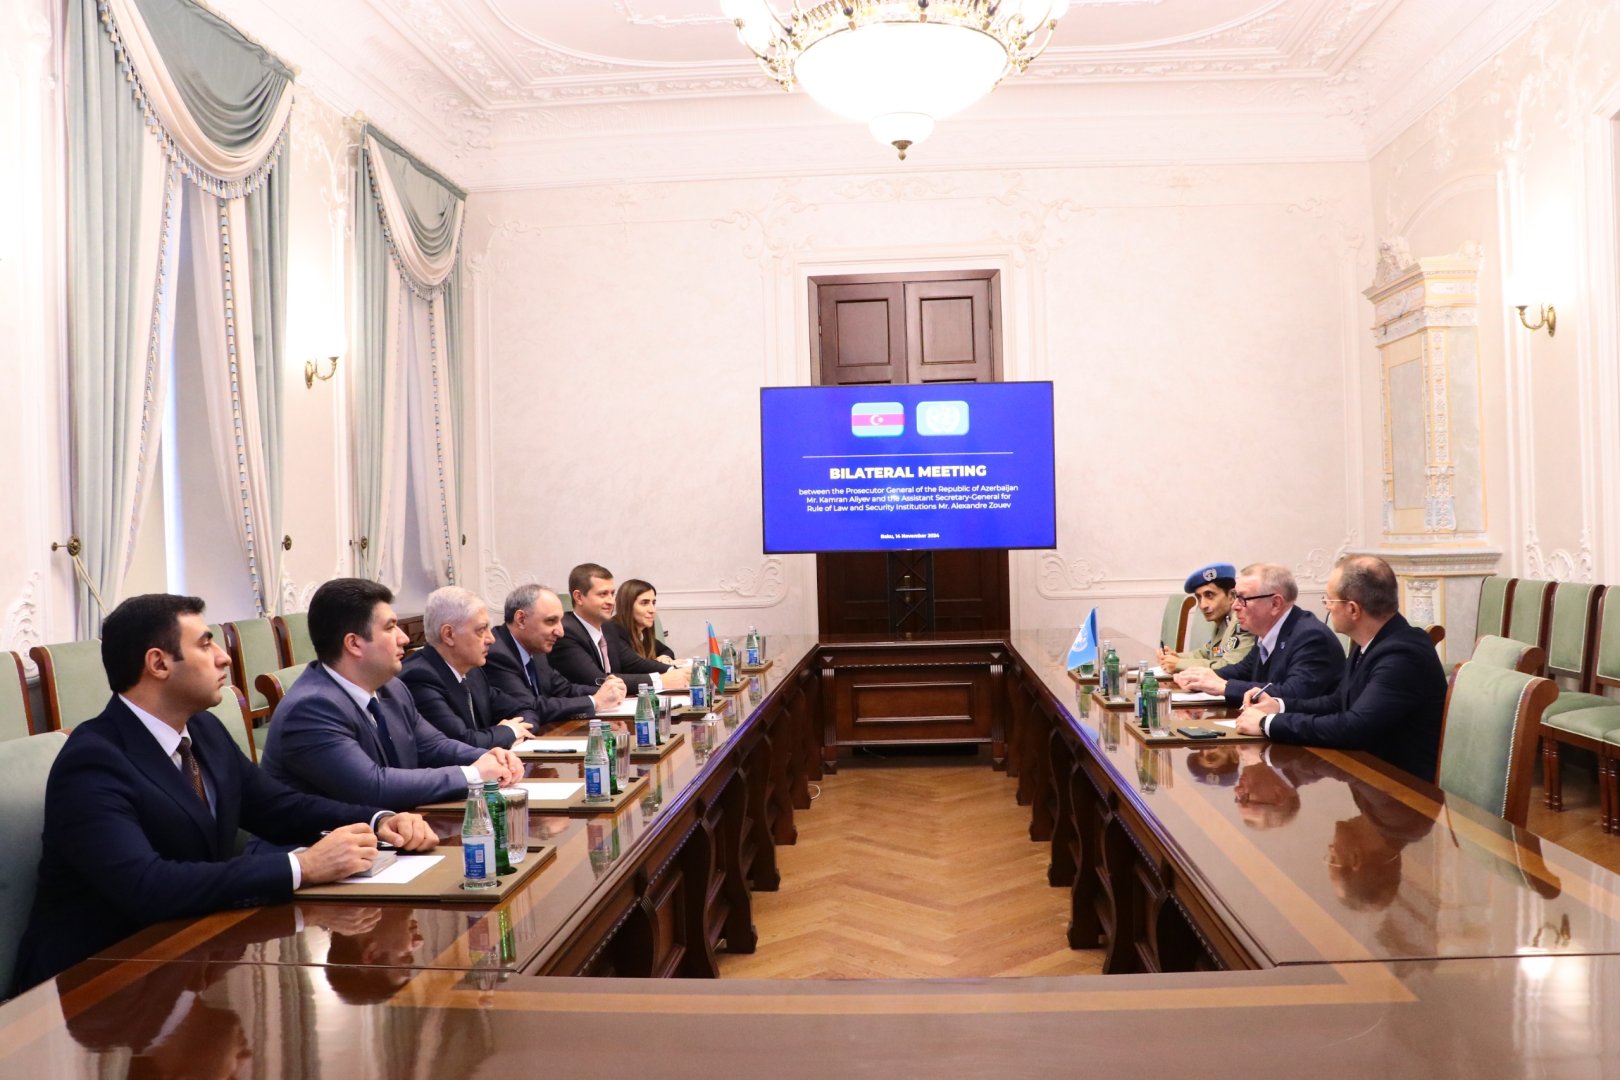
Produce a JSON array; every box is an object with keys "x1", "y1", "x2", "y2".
[
  {"x1": 717, "y1": 753, "x2": 1105, "y2": 980},
  {"x1": 1529, "y1": 756, "x2": 1620, "y2": 874}
]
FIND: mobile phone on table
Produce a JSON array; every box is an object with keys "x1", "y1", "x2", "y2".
[{"x1": 1177, "y1": 727, "x2": 1220, "y2": 740}]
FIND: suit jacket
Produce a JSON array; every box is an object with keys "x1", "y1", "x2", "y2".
[
  {"x1": 260, "y1": 662, "x2": 484, "y2": 810},
  {"x1": 1268, "y1": 613, "x2": 1449, "y2": 782},
  {"x1": 15, "y1": 696, "x2": 382, "y2": 992},
  {"x1": 549, "y1": 612, "x2": 668, "y2": 692},
  {"x1": 485, "y1": 625, "x2": 597, "y2": 728},
  {"x1": 399, "y1": 647, "x2": 514, "y2": 749},
  {"x1": 608, "y1": 619, "x2": 675, "y2": 663},
  {"x1": 1217, "y1": 605, "x2": 1343, "y2": 707}
]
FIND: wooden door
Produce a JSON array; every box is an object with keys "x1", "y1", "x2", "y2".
[{"x1": 810, "y1": 271, "x2": 1009, "y2": 639}]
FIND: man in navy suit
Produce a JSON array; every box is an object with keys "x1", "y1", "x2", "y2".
[
  {"x1": 1235, "y1": 555, "x2": 1449, "y2": 782},
  {"x1": 548, "y1": 563, "x2": 683, "y2": 693},
  {"x1": 485, "y1": 583, "x2": 626, "y2": 729},
  {"x1": 13, "y1": 594, "x2": 437, "y2": 993},
  {"x1": 260, "y1": 579, "x2": 524, "y2": 810},
  {"x1": 1175, "y1": 562, "x2": 1342, "y2": 707},
  {"x1": 400, "y1": 586, "x2": 533, "y2": 749}
]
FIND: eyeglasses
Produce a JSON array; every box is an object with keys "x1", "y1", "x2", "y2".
[
  {"x1": 1321, "y1": 597, "x2": 1351, "y2": 606},
  {"x1": 1232, "y1": 593, "x2": 1277, "y2": 608}
]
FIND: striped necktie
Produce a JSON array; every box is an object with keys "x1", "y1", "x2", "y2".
[{"x1": 177, "y1": 736, "x2": 209, "y2": 809}]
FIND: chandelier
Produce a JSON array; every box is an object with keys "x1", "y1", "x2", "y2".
[{"x1": 721, "y1": 0, "x2": 1070, "y2": 160}]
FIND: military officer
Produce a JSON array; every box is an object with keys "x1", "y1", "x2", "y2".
[{"x1": 1157, "y1": 562, "x2": 1256, "y2": 674}]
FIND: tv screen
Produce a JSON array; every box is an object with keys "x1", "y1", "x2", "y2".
[{"x1": 760, "y1": 382, "x2": 1057, "y2": 554}]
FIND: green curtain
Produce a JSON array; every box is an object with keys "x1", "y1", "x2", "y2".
[
  {"x1": 352, "y1": 140, "x2": 392, "y2": 581},
  {"x1": 135, "y1": 0, "x2": 293, "y2": 150},
  {"x1": 245, "y1": 164, "x2": 287, "y2": 589}
]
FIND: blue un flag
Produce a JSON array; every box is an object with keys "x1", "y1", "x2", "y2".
[{"x1": 1066, "y1": 609, "x2": 1099, "y2": 673}]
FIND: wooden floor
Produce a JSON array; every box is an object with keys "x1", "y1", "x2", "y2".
[
  {"x1": 718, "y1": 753, "x2": 1105, "y2": 980},
  {"x1": 1529, "y1": 752, "x2": 1620, "y2": 874}
]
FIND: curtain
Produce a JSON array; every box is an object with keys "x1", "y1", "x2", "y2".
[
  {"x1": 67, "y1": 0, "x2": 291, "y2": 629},
  {"x1": 353, "y1": 127, "x2": 466, "y2": 589}
]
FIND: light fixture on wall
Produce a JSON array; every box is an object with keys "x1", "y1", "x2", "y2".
[
  {"x1": 1514, "y1": 304, "x2": 1556, "y2": 337},
  {"x1": 721, "y1": 0, "x2": 1069, "y2": 160},
  {"x1": 304, "y1": 355, "x2": 339, "y2": 388}
]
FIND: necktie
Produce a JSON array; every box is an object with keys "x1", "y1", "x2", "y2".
[
  {"x1": 597, "y1": 635, "x2": 611, "y2": 673},
  {"x1": 368, "y1": 698, "x2": 402, "y2": 768},
  {"x1": 177, "y1": 736, "x2": 209, "y2": 809},
  {"x1": 525, "y1": 657, "x2": 540, "y2": 695},
  {"x1": 466, "y1": 684, "x2": 478, "y2": 724}
]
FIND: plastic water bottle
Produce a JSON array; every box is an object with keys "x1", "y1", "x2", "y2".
[
  {"x1": 584, "y1": 719, "x2": 612, "y2": 802},
  {"x1": 461, "y1": 783, "x2": 498, "y2": 890},
  {"x1": 689, "y1": 660, "x2": 707, "y2": 710},
  {"x1": 482, "y1": 779, "x2": 512, "y2": 875},
  {"x1": 745, "y1": 626, "x2": 762, "y2": 667},
  {"x1": 634, "y1": 685, "x2": 656, "y2": 748},
  {"x1": 722, "y1": 639, "x2": 739, "y2": 686},
  {"x1": 1140, "y1": 665, "x2": 1159, "y2": 730},
  {"x1": 1104, "y1": 643, "x2": 1121, "y2": 701}
]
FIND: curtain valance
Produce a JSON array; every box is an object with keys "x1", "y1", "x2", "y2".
[{"x1": 363, "y1": 129, "x2": 465, "y2": 292}]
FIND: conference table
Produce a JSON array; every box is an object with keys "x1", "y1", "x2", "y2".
[{"x1": 3, "y1": 628, "x2": 1620, "y2": 1077}]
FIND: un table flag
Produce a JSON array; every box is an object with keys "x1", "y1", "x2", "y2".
[{"x1": 1067, "y1": 609, "x2": 1099, "y2": 672}]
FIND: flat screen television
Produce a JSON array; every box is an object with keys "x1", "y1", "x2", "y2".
[{"x1": 760, "y1": 382, "x2": 1057, "y2": 554}]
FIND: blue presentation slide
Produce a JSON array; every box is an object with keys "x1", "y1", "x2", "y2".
[{"x1": 760, "y1": 382, "x2": 1056, "y2": 553}]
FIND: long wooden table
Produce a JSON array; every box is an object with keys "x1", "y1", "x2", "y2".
[{"x1": 5, "y1": 628, "x2": 1620, "y2": 1077}]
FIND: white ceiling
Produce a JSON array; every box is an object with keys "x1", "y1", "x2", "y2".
[{"x1": 208, "y1": 0, "x2": 1557, "y2": 189}]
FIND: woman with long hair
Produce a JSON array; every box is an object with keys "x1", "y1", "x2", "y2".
[{"x1": 611, "y1": 578, "x2": 674, "y2": 663}]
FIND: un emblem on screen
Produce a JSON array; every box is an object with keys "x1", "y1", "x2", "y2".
[{"x1": 917, "y1": 400, "x2": 970, "y2": 436}]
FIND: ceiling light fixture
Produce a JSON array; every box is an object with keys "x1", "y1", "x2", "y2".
[{"x1": 721, "y1": 0, "x2": 1069, "y2": 160}]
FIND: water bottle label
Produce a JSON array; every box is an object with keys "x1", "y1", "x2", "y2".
[
  {"x1": 724, "y1": 663, "x2": 737, "y2": 684},
  {"x1": 463, "y1": 838, "x2": 490, "y2": 880},
  {"x1": 690, "y1": 684, "x2": 706, "y2": 708},
  {"x1": 585, "y1": 762, "x2": 607, "y2": 798},
  {"x1": 636, "y1": 718, "x2": 655, "y2": 747},
  {"x1": 745, "y1": 646, "x2": 760, "y2": 666}
]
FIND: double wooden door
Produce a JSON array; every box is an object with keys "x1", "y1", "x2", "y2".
[{"x1": 810, "y1": 271, "x2": 1010, "y2": 638}]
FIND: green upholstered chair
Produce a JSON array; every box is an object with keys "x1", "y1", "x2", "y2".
[
  {"x1": 1437, "y1": 662, "x2": 1557, "y2": 830},
  {"x1": 1541, "y1": 587, "x2": 1617, "y2": 812},
  {"x1": 272, "y1": 612, "x2": 316, "y2": 666},
  {"x1": 255, "y1": 662, "x2": 309, "y2": 719},
  {"x1": 1335, "y1": 632, "x2": 1353, "y2": 657},
  {"x1": 1183, "y1": 609, "x2": 1216, "y2": 653},
  {"x1": 29, "y1": 640, "x2": 110, "y2": 733},
  {"x1": 0, "y1": 653, "x2": 34, "y2": 741},
  {"x1": 1159, "y1": 595, "x2": 1193, "y2": 653},
  {"x1": 1596, "y1": 723, "x2": 1620, "y2": 835},
  {"x1": 224, "y1": 619, "x2": 282, "y2": 724},
  {"x1": 1505, "y1": 579, "x2": 1556, "y2": 673},
  {"x1": 1468, "y1": 635, "x2": 1545, "y2": 676},
  {"x1": 1475, "y1": 576, "x2": 1514, "y2": 643},
  {"x1": 0, "y1": 731, "x2": 67, "y2": 994},
  {"x1": 207, "y1": 686, "x2": 257, "y2": 764}
]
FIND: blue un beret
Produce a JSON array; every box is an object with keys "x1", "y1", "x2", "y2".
[{"x1": 1184, "y1": 563, "x2": 1237, "y2": 594}]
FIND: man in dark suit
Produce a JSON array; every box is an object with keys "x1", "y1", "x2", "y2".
[
  {"x1": 486, "y1": 583, "x2": 626, "y2": 728},
  {"x1": 260, "y1": 578, "x2": 524, "y2": 810},
  {"x1": 400, "y1": 586, "x2": 533, "y2": 749},
  {"x1": 548, "y1": 563, "x2": 683, "y2": 693},
  {"x1": 1235, "y1": 555, "x2": 1449, "y2": 782},
  {"x1": 1175, "y1": 562, "x2": 1342, "y2": 707},
  {"x1": 13, "y1": 594, "x2": 437, "y2": 993}
]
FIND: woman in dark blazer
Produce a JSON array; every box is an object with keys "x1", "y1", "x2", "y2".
[{"x1": 610, "y1": 579, "x2": 675, "y2": 662}]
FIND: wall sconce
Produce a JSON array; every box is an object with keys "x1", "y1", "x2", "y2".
[
  {"x1": 305, "y1": 355, "x2": 340, "y2": 388},
  {"x1": 1515, "y1": 304, "x2": 1556, "y2": 336}
]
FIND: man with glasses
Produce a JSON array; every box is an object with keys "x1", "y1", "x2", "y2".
[
  {"x1": 1232, "y1": 555, "x2": 1448, "y2": 782},
  {"x1": 1157, "y1": 562, "x2": 1256, "y2": 674},
  {"x1": 1174, "y1": 562, "x2": 1341, "y2": 708}
]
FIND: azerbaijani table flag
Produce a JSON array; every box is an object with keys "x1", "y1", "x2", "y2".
[
  {"x1": 707, "y1": 622, "x2": 724, "y2": 691},
  {"x1": 851, "y1": 401, "x2": 905, "y2": 437},
  {"x1": 1066, "y1": 608, "x2": 1099, "y2": 672}
]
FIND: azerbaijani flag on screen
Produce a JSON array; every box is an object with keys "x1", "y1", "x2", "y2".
[
  {"x1": 707, "y1": 622, "x2": 724, "y2": 690},
  {"x1": 1066, "y1": 609, "x2": 1099, "y2": 672},
  {"x1": 851, "y1": 401, "x2": 905, "y2": 437}
]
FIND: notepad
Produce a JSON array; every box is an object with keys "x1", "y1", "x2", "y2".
[
  {"x1": 513, "y1": 737, "x2": 588, "y2": 754},
  {"x1": 1172, "y1": 691, "x2": 1226, "y2": 705},
  {"x1": 1213, "y1": 719, "x2": 1238, "y2": 729},
  {"x1": 334, "y1": 854, "x2": 442, "y2": 886},
  {"x1": 521, "y1": 780, "x2": 584, "y2": 801}
]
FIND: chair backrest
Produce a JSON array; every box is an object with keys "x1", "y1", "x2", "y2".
[
  {"x1": 1591, "y1": 590, "x2": 1620, "y2": 692},
  {"x1": 1545, "y1": 583, "x2": 1603, "y2": 689},
  {"x1": 256, "y1": 662, "x2": 309, "y2": 719},
  {"x1": 1437, "y1": 662, "x2": 1557, "y2": 829},
  {"x1": 272, "y1": 612, "x2": 317, "y2": 667},
  {"x1": 1469, "y1": 635, "x2": 1545, "y2": 676},
  {"x1": 1334, "y1": 632, "x2": 1353, "y2": 657},
  {"x1": 1183, "y1": 609, "x2": 1216, "y2": 652},
  {"x1": 0, "y1": 653, "x2": 34, "y2": 741},
  {"x1": 1475, "y1": 577, "x2": 1515, "y2": 642},
  {"x1": 207, "y1": 686, "x2": 256, "y2": 763},
  {"x1": 28, "y1": 640, "x2": 110, "y2": 733},
  {"x1": 1159, "y1": 595, "x2": 1192, "y2": 653},
  {"x1": 1505, "y1": 580, "x2": 1556, "y2": 667},
  {"x1": 0, "y1": 731, "x2": 68, "y2": 994},
  {"x1": 224, "y1": 619, "x2": 282, "y2": 720},
  {"x1": 1424, "y1": 624, "x2": 1446, "y2": 648}
]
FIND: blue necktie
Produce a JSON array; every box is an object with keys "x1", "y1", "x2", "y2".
[
  {"x1": 367, "y1": 698, "x2": 402, "y2": 768},
  {"x1": 525, "y1": 657, "x2": 540, "y2": 695}
]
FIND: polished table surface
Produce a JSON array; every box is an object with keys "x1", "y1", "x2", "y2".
[{"x1": 5, "y1": 628, "x2": 1620, "y2": 1077}]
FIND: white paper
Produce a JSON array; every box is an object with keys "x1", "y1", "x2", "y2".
[
  {"x1": 1149, "y1": 666, "x2": 1170, "y2": 679},
  {"x1": 514, "y1": 738, "x2": 587, "y2": 754},
  {"x1": 522, "y1": 780, "x2": 584, "y2": 801},
  {"x1": 599, "y1": 699, "x2": 637, "y2": 718},
  {"x1": 1213, "y1": 719, "x2": 1238, "y2": 729},
  {"x1": 1172, "y1": 691, "x2": 1226, "y2": 704},
  {"x1": 334, "y1": 854, "x2": 442, "y2": 886}
]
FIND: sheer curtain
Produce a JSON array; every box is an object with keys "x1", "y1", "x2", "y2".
[
  {"x1": 66, "y1": 0, "x2": 290, "y2": 630},
  {"x1": 352, "y1": 126, "x2": 466, "y2": 589}
]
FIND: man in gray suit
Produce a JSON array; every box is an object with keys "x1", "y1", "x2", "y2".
[{"x1": 261, "y1": 578, "x2": 524, "y2": 809}]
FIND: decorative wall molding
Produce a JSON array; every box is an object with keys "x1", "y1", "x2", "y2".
[
  {"x1": 1036, "y1": 554, "x2": 1109, "y2": 597},
  {"x1": 2, "y1": 571, "x2": 43, "y2": 661},
  {"x1": 1524, "y1": 527, "x2": 1596, "y2": 584}
]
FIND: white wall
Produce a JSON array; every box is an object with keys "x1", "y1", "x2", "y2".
[
  {"x1": 465, "y1": 164, "x2": 1374, "y2": 647},
  {"x1": 1370, "y1": 0, "x2": 1620, "y2": 584}
]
